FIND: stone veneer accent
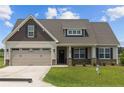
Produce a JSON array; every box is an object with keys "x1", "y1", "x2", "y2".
[
  {"x1": 52, "y1": 59, "x2": 57, "y2": 65},
  {"x1": 68, "y1": 58, "x2": 72, "y2": 66},
  {"x1": 68, "y1": 58, "x2": 117, "y2": 66},
  {"x1": 97, "y1": 59, "x2": 117, "y2": 65},
  {"x1": 72, "y1": 59, "x2": 91, "y2": 65},
  {"x1": 91, "y1": 58, "x2": 97, "y2": 65},
  {"x1": 5, "y1": 59, "x2": 10, "y2": 66}
]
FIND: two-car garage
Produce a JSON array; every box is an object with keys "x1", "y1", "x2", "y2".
[
  {"x1": 11, "y1": 48, "x2": 51, "y2": 66},
  {"x1": 5, "y1": 41, "x2": 56, "y2": 66}
]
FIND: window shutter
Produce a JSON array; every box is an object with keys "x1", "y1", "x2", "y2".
[
  {"x1": 66, "y1": 29, "x2": 67, "y2": 36},
  {"x1": 96, "y1": 48, "x2": 99, "y2": 59},
  {"x1": 63, "y1": 29, "x2": 67, "y2": 37},
  {"x1": 26, "y1": 26, "x2": 28, "y2": 38},
  {"x1": 34, "y1": 26, "x2": 37, "y2": 38},
  {"x1": 111, "y1": 48, "x2": 113, "y2": 59},
  {"x1": 85, "y1": 29, "x2": 88, "y2": 37},
  {"x1": 85, "y1": 48, "x2": 88, "y2": 59},
  {"x1": 71, "y1": 48, "x2": 74, "y2": 58},
  {"x1": 82, "y1": 29, "x2": 84, "y2": 37}
]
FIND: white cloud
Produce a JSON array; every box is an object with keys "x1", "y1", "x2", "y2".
[
  {"x1": 100, "y1": 6, "x2": 124, "y2": 21},
  {"x1": 100, "y1": 16, "x2": 107, "y2": 22},
  {"x1": 58, "y1": 8, "x2": 68, "y2": 13},
  {"x1": 45, "y1": 7, "x2": 80, "y2": 19},
  {"x1": 45, "y1": 8, "x2": 57, "y2": 19},
  {"x1": 0, "y1": 5, "x2": 13, "y2": 20},
  {"x1": 0, "y1": 6, "x2": 13, "y2": 28},
  {"x1": 58, "y1": 11, "x2": 80, "y2": 19},
  {"x1": 34, "y1": 13, "x2": 39, "y2": 17},
  {"x1": 106, "y1": 6, "x2": 124, "y2": 21},
  {"x1": 4, "y1": 21, "x2": 13, "y2": 28}
]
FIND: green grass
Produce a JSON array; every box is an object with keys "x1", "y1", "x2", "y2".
[
  {"x1": 0, "y1": 57, "x2": 5, "y2": 68},
  {"x1": 43, "y1": 66, "x2": 124, "y2": 87}
]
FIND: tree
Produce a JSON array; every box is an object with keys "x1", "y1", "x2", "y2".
[
  {"x1": 0, "y1": 48, "x2": 3, "y2": 52},
  {"x1": 0, "y1": 48, "x2": 4, "y2": 57},
  {"x1": 120, "y1": 51, "x2": 124, "y2": 65}
]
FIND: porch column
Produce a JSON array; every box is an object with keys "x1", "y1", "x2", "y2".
[
  {"x1": 69, "y1": 46, "x2": 71, "y2": 58},
  {"x1": 113, "y1": 47, "x2": 118, "y2": 64},
  {"x1": 68, "y1": 46, "x2": 72, "y2": 66},
  {"x1": 115, "y1": 47, "x2": 119, "y2": 65},
  {"x1": 4, "y1": 46, "x2": 6, "y2": 65},
  {"x1": 91, "y1": 46, "x2": 97, "y2": 65}
]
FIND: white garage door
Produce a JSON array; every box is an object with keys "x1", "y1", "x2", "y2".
[{"x1": 11, "y1": 48, "x2": 51, "y2": 66}]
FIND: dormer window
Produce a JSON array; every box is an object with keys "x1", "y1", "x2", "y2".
[
  {"x1": 28, "y1": 25, "x2": 34, "y2": 38},
  {"x1": 67, "y1": 29, "x2": 82, "y2": 36},
  {"x1": 65, "y1": 29, "x2": 88, "y2": 37}
]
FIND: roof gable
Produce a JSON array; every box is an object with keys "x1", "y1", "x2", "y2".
[
  {"x1": 3, "y1": 15, "x2": 59, "y2": 43},
  {"x1": 8, "y1": 19, "x2": 54, "y2": 41}
]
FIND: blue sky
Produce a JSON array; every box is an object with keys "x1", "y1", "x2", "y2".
[{"x1": 0, "y1": 5, "x2": 124, "y2": 48}]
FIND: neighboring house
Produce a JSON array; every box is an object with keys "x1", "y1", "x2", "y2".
[{"x1": 2, "y1": 15, "x2": 119, "y2": 66}]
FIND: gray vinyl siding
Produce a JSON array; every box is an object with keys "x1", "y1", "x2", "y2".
[{"x1": 8, "y1": 19, "x2": 54, "y2": 41}]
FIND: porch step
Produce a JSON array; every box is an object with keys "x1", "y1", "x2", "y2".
[{"x1": 52, "y1": 65, "x2": 68, "y2": 67}]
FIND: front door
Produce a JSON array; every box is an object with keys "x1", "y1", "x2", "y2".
[{"x1": 58, "y1": 49, "x2": 66, "y2": 64}]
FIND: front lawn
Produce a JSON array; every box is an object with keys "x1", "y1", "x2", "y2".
[
  {"x1": 43, "y1": 66, "x2": 124, "y2": 87},
  {"x1": 0, "y1": 57, "x2": 4, "y2": 68}
]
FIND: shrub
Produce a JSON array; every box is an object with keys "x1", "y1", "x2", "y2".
[
  {"x1": 103, "y1": 63, "x2": 106, "y2": 66},
  {"x1": 111, "y1": 63, "x2": 115, "y2": 66},
  {"x1": 93, "y1": 63, "x2": 96, "y2": 66},
  {"x1": 72, "y1": 62, "x2": 76, "y2": 66},
  {"x1": 82, "y1": 63, "x2": 86, "y2": 67},
  {"x1": 120, "y1": 51, "x2": 124, "y2": 65}
]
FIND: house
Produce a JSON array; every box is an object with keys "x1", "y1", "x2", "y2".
[{"x1": 2, "y1": 15, "x2": 119, "y2": 66}]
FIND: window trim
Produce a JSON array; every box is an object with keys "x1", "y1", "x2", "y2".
[
  {"x1": 73, "y1": 48, "x2": 85, "y2": 59},
  {"x1": 27, "y1": 25, "x2": 35, "y2": 38},
  {"x1": 98, "y1": 47, "x2": 111, "y2": 59},
  {"x1": 67, "y1": 29, "x2": 82, "y2": 36}
]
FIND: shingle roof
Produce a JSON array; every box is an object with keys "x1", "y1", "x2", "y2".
[
  {"x1": 12, "y1": 19, "x2": 119, "y2": 45},
  {"x1": 91, "y1": 22, "x2": 119, "y2": 45}
]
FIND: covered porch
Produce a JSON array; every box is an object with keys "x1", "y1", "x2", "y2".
[
  {"x1": 56, "y1": 46, "x2": 93, "y2": 65},
  {"x1": 55, "y1": 45, "x2": 118, "y2": 66}
]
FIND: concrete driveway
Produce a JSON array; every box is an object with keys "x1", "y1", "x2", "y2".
[{"x1": 0, "y1": 66, "x2": 54, "y2": 87}]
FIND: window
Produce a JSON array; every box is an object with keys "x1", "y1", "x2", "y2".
[
  {"x1": 74, "y1": 48, "x2": 85, "y2": 59},
  {"x1": 99, "y1": 48, "x2": 104, "y2": 58},
  {"x1": 105, "y1": 48, "x2": 111, "y2": 58},
  {"x1": 68, "y1": 30, "x2": 72, "y2": 34},
  {"x1": 80, "y1": 48, "x2": 85, "y2": 58},
  {"x1": 28, "y1": 25, "x2": 34, "y2": 38},
  {"x1": 99, "y1": 48, "x2": 111, "y2": 59},
  {"x1": 66, "y1": 29, "x2": 88, "y2": 37},
  {"x1": 67, "y1": 29, "x2": 82, "y2": 36},
  {"x1": 77, "y1": 30, "x2": 81, "y2": 34},
  {"x1": 74, "y1": 49, "x2": 79, "y2": 58}
]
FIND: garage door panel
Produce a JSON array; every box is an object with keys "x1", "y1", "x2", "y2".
[
  {"x1": 12, "y1": 56, "x2": 51, "y2": 59},
  {"x1": 11, "y1": 48, "x2": 51, "y2": 66}
]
